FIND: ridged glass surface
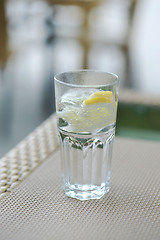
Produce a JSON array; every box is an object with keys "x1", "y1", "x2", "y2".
[{"x1": 59, "y1": 127, "x2": 115, "y2": 200}]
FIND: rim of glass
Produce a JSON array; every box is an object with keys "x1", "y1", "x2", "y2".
[{"x1": 54, "y1": 70, "x2": 119, "y2": 88}]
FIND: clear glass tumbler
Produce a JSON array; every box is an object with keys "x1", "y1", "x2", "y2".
[{"x1": 54, "y1": 70, "x2": 119, "y2": 200}]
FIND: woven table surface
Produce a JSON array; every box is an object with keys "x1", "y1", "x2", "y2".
[{"x1": 0, "y1": 115, "x2": 160, "y2": 240}]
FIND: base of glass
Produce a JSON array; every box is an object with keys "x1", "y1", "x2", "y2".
[{"x1": 63, "y1": 183, "x2": 110, "y2": 201}]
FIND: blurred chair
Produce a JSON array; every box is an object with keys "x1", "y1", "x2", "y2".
[{"x1": 0, "y1": 0, "x2": 138, "y2": 80}]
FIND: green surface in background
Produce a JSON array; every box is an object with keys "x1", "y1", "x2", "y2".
[{"x1": 116, "y1": 103, "x2": 160, "y2": 141}]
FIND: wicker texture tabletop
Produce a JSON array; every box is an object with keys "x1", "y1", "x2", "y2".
[
  {"x1": 0, "y1": 116, "x2": 58, "y2": 199},
  {"x1": 0, "y1": 116, "x2": 160, "y2": 240}
]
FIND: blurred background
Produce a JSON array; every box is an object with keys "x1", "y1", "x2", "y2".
[{"x1": 0, "y1": 0, "x2": 160, "y2": 157}]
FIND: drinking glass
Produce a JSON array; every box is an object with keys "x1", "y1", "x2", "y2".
[{"x1": 54, "y1": 70, "x2": 119, "y2": 200}]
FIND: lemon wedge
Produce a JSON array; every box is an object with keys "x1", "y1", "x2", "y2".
[{"x1": 85, "y1": 91, "x2": 113, "y2": 105}]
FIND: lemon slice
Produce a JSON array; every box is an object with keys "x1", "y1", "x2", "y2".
[
  {"x1": 58, "y1": 105, "x2": 112, "y2": 132},
  {"x1": 84, "y1": 91, "x2": 113, "y2": 105}
]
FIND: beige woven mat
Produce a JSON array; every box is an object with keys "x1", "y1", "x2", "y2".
[
  {"x1": 0, "y1": 116, "x2": 58, "y2": 199},
  {"x1": 0, "y1": 134, "x2": 160, "y2": 240}
]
